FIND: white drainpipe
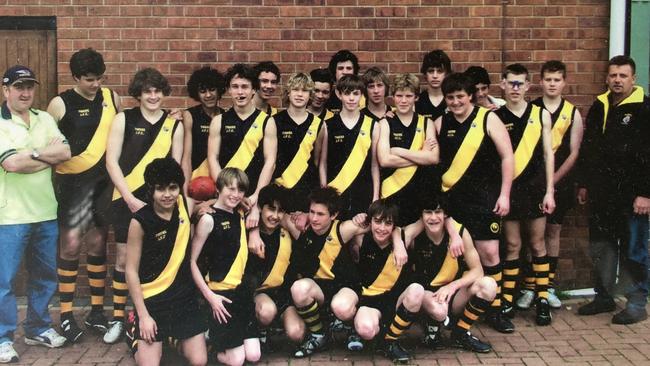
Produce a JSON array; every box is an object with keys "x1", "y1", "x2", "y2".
[{"x1": 609, "y1": 0, "x2": 627, "y2": 57}]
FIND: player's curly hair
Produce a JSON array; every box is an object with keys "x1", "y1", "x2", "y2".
[
  {"x1": 310, "y1": 68, "x2": 334, "y2": 85},
  {"x1": 391, "y1": 73, "x2": 419, "y2": 96},
  {"x1": 225, "y1": 63, "x2": 260, "y2": 91},
  {"x1": 283, "y1": 72, "x2": 314, "y2": 105},
  {"x1": 328, "y1": 50, "x2": 360, "y2": 78},
  {"x1": 69, "y1": 48, "x2": 106, "y2": 79},
  {"x1": 257, "y1": 184, "x2": 289, "y2": 212},
  {"x1": 464, "y1": 66, "x2": 491, "y2": 86},
  {"x1": 187, "y1": 66, "x2": 225, "y2": 101},
  {"x1": 308, "y1": 187, "x2": 342, "y2": 216},
  {"x1": 442, "y1": 72, "x2": 477, "y2": 97},
  {"x1": 128, "y1": 68, "x2": 171, "y2": 98},
  {"x1": 254, "y1": 61, "x2": 281, "y2": 80},
  {"x1": 421, "y1": 49, "x2": 452, "y2": 75},
  {"x1": 144, "y1": 158, "x2": 185, "y2": 199}
]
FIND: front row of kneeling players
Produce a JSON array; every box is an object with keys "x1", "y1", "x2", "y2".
[{"x1": 127, "y1": 157, "x2": 498, "y2": 365}]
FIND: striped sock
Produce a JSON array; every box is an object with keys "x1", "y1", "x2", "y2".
[
  {"x1": 523, "y1": 259, "x2": 536, "y2": 291},
  {"x1": 297, "y1": 300, "x2": 323, "y2": 335},
  {"x1": 112, "y1": 270, "x2": 128, "y2": 322},
  {"x1": 87, "y1": 255, "x2": 107, "y2": 313},
  {"x1": 502, "y1": 259, "x2": 520, "y2": 308},
  {"x1": 548, "y1": 256, "x2": 558, "y2": 290},
  {"x1": 533, "y1": 256, "x2": 550, "y2": 300},
  {"x1": 453, "y1": 295, "x2": 491, "y2": 336},
  {"x1": 58, "y1": 258, "x2": 79, "y2": 321},
  {"x1": 483, "y1": 264, "x2": 503, "y2": 311},
  {"x1": 384, "y1": 304, "x2": 416, "y2": 341}
]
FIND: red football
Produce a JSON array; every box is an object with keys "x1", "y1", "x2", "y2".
[{"x1": 188, "y1": 176, "x2": 216, "y2": 201}]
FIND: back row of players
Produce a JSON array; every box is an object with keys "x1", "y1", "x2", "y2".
[{"x1": 50, "y1": 48, "x2": 583, "y2": 365}]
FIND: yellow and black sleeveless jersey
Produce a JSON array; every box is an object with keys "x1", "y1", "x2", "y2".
[
  {"x1": 326, "y1": 113, "x2": 374, "y2": 196},
  {"x1": 204, "y1": 208, "x2": 248, "y2": 291},
  {"x1": 263, "y1": 104, "x2": 279, "y2": 117},
  {"x1": 358, "y1": 233, "x2": 410, "y2": 297},
  {"x1": 218, "y1": 108, "x2": 269, "y2": 195},
  {"x1": 410, "y1": 227, "x2": 467, "y2": 291},
  {"x1": 273, "y1": 110, "x2": 322, "y2": 192},
  {"x1": 289, "y1": 220, "x2": 357, "y2": 284},
  {"x1": 531, "y1": 97, "x2": 576, "y2": 172},
  {"x1": 317, "y1": 108, "x2": 335, "y2": 123},
  {"x1": 188, "y1": 104, "x2": 224, "y2": 177},
  {"x1": 133, "y1": 195, "x2": 194, "y2": 311},
  {"x1": 495, "y1": 103, "x2": 544, "y2": 183},
  {"x1": 438, "y1": 106, "x2": 500, "y2": 207},
  {"x1": 415, "y1": 90, "x2": 446, "y2": 121},
  {"x1": 113, "y1": 108, "x2": 179, "y2": 201},
  {"x1": 245, "y1": 228, "x2": 293, "y2": 291},
  {"x1": 361, "y1": 105, "x2": 392, "y2": 122},
  {"x1": 56, "y1": 88, "x2": 117, "y2": 176},
  {"x1": 380, "y1": 113, "x2": 435, "y2": 225}
]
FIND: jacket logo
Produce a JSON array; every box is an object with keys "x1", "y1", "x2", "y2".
[
  {"x1": 155, "y1": 230, "x2": 167, "y2": 241},
  {"x1": 622, "y1": 114, "x2": 632, "y2": 125},
  {"x1": 221, "y1": 221, "x2": 231, "y2": 230}
]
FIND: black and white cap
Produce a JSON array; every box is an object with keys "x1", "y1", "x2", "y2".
[{"x1": 2, "y1": 65, "x2": 39, "y2": 86}]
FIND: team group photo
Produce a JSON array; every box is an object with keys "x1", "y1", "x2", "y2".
[{"x1": 1, "y1": 2, "x2": 649, "y2": 365}]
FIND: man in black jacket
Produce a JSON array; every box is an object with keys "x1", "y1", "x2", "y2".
[{"x1": 577, "y1": 55, "x2": 650, "y2": 324}]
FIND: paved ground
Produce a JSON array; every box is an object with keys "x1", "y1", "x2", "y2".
[{"x1": 7, "y1": 297, "x2": 650, "y2": 365}]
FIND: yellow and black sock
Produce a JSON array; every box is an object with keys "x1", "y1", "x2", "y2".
[
  {"x1": 297, "y1": 300, "x2": 324, "y2": 335},
  {"x1": 87, "y1": 255, "x2": 106, "y2": 313},
  {"x1": 548, "y1": 256, "x2": 558, "y2": 290},
  {"x1": 453, "y1": 295, "x2": 491, "y2": 336},
  {"x1": 523, "y1": 259, "x2": 536, "y2": 291},
  {"x1": 484, "y1": 263, "x2": 503, "y2": 312},
  {"x1": 58, "y1": 258, "x2": 79, "y2": 321},
  {"x1": 384, "y1": 304, "x2": 416, "y2": 341},
  {"x1": 502, "y1": 259, "x2": 520, "y2": 308},
  {"x1": 112, "y1": 270, "x2": 128, "y2": 322},
  {"x1": 533, "y1": 256, "x2": 550, "y2": 300}
]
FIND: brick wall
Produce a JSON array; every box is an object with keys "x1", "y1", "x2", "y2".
[{"x1": 3, "y1": 0, "x2": 610, "y2": 294}]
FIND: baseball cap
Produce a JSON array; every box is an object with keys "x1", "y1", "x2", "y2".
[{"x1": 2, "y1": 65, "x2": 39, "y2": 86}]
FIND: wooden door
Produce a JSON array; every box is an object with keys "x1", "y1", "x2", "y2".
[{"x1": 0, "y1": 29, "x2": 57, "y2": 110}]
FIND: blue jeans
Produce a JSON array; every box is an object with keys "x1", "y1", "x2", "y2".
[
  {"x1": 0, "y1": 220, "x2": 58, "y2": 343},
  {"x1": 624, "y1": 214, "x2": 649, "y2": 310}
]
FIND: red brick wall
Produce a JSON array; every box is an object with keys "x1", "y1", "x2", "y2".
[{"x1": 2, "y1": 0, "x2": 609, "y2": 294}]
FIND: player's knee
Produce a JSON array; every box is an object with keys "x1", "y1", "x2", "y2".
[
  {"x1": 60, "y1": 232, "x2": 83, "y2": 258},
  {"x1": 290, "y1": 280, "x2": 312, "y2": 304},
  {"x1": 218, "y1": 350, "x2": 245, "y2": 366},
  {"x1": 402, "y1": 284, "x2": 425, "y2": 309},
  {"x1": 331, "y1": 298, "x2": 356, "y2": 321},
  {"x1": 245, "y1": 346, "x2": 261, "y2": 363},
  {"x1": 285, "y1": 321, "x2": 305, "y2": 342},
  {"x1": 256, "y1": 301, "x2": 277, "y2": 326},
  {"x1": 355, "y1": 318, "x2": 378, "y2": 340},
  {"x1": 476, "y1": 276, "x2": 497, "y2": 301},
  {"x1": 424, "y1": 301, "x2": 447, "y2": 322},
  {"x1": 186, "y1": 352, "x2": 208, "y2": 366}
]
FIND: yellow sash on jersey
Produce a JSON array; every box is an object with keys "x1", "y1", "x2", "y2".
[
  {"x1": 315, "y1": 221, "x2": 342, "y2": 280},
  {"x1": 56, "y1": 88, "x2": 116, "y2": 174},
  {"x1": 513, "y1": 105, "x2": 542, "y2": 180},
  {"x1": 191, "y1": 159, "x2": 210, "y2": 179},
  {"x1": 276, "y1": 116, "x2": 322, "y2": 189},
  {"x1": 258, "y1": 229, "x2": 292, "y2": 290},
  {"x1": 550, "y1": 101, "x2": 575, "y2": 153},
  {"x1": 112, "y1": 117, "x2": 176, "y2": 201},
  {"x1": 430, "y1": 222, "x2": 463, "y2": 288},
  {"x1": 323, "y1": 109, "x2": 334, "y2": 122},
  {"x1": 269, "y1": 106, "x2": 278, "y2": 116},
  {"x1": 207, "y1": 213, "x2": 248, "y2": 291},
  {"x1": 142, "y1": 195, "x2": 190, "y2": 299},
  {"x1": 597, "y1": 86, "x2": 645, "y2": 133},
  {"x1": 441, "y1": 107, "x2": 489, "y2": 192},
  {"x1": 328, "y1": 116, "x2": 373, "y2": 194},
  {"x1": 362, "y1": 248, "x2": 402, "y2": 296},
  {"x1": 225, "y1": 111, "x2": 268, "y2": 171},
  {"x1": 381, "y1": 115, "x2": 426, "y2": 198}
]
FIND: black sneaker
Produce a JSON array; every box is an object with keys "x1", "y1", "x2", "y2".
[
  {"x1": 450, "y1": 331, "x2": 492, "y2": 353},
  {"x1": 502, "y1": 304, "x2": 515, "y2": 319},
  {"x1": 293, "y1": 333, "x2": 328, "y2": 358},
  {"x1": 346, "y1": 331, "x2": 363, "y2": 351},
  {"x1": 84, "y1": 311, "x2": 109, "y2": 333},
  {"x1": 486, "y1": 311, "x2": 515, "y2": 333},
  {"x1": 612, "y1": 308, "x2": 648, "y2": 325},
  {"x1": 60, "y1": 318, "x2": 83, "y2": 343},
  {"x1": 259, "y1": 329, "x2": 274, "y2": 353},
  {"x1": 535, "y1": 298, "x2": 552, "y2": 326},
  {"x1": 376, "y1": 340, "x2": 411, "y2": 364},
  {"x1": 577, "y1": 298, "x2": 616, "y2": 316},
  {"x1": 422, "y1": 323, "x2": 446, "y2": 349}
]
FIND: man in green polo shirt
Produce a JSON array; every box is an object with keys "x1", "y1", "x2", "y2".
[{"x1": 0, "y1": 65, "x2": 71, "y2": 363}]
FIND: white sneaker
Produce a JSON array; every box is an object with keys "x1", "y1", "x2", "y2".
[
  {"x1": 0, "y1": 342, "x2": 18, "y2": 363},
  {"x1": 103, "y1": 321, "x2": 125, "y2": 344},
  {"x1": 548, "y1": 288, "x2": 562, "y2": 309},
  {"x1": 516, "y1": 289, "x2": 535, "y2": 310},
  {"x1": 24, "y1": 328, "x2": 66, "y2": 348}
]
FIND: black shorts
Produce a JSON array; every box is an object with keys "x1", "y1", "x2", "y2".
[
  {"x1": 208, "y1": 288, "x2": 258, "y2": 353},
  {"x1": 547, "y1": 182, "x2": 575, "y2": 225},
  {"x1": 256, "y1": 286, "x2": 292, "y2": 317},
  {"x1": 54, "y1": 172, "x2": 111, "y2": 230},
  {"x1": 359, "y1": 291, "x2": 401, "y2": 325},
  {"x1": 135, "y1": 297, "x2": 206, "y2": 342},
  {"x1": 452, "y1": 209, "x2": 502, "y2": 241},
  {"x1": 110, "y1": 186, "x2": 147, "y2": 243},
  {"x1": 508, "y1": 180, "x2": 545, "y2": 220},
  {"x1": 314, "y1": 279, "x2": 359, "y2": 305}
]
